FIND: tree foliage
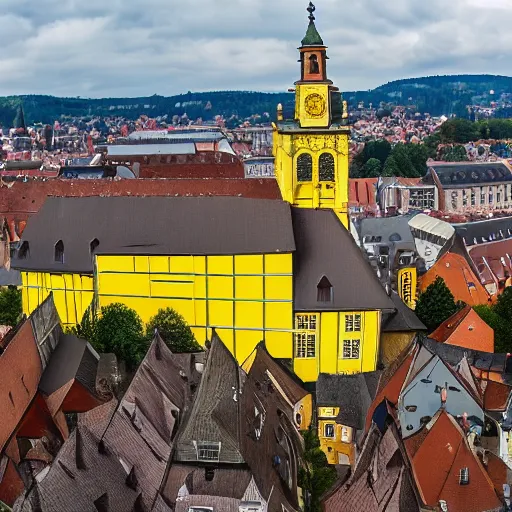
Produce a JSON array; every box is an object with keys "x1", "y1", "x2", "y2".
[
  {"x1": 73, "y1": 303, "x2": 147, "y2": 370},
  {"x1": 146, "y1": 308, "x2": 201, "y2": 353},
  {"x1": 299, "y1": 428, "x2": 337, "y2": 512},
  {"x1": 351, "y1": 141, "x2": 427, "y2": 179},
  {"x1": 474, "y1": 304, "x2": 512, "y2": 354},
  {"x1": 0, "y1": 286, "x2": 22, "y2": 327},
  {"x1": 415, "y1": 277, "x2": 461, "y2": 332}
]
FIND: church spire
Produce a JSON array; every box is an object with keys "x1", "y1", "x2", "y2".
[{"x1": 301, "y1": 3, "x2": 324, "y2": 46}]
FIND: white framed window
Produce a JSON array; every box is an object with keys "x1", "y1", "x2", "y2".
[
  {"x1": 324, "y1": 423, "x2": 335, "y2": 438},
  {"x1": 342, "y1": 339, "x2": 360, "y2": 359},
  {"x1": 195, "y1": 441, "x2": 221, "y2": 462},
  {"x1": 341, "y1": 426, "x2": 353, "y2": 444},
  {"x1": 294, "y1": 314, "x2": 317, "y2": 358},
  {"x1": 345, "y1": 314, "x2": 361, "y2": 332}
]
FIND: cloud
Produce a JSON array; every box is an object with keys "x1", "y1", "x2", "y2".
[{"x1": 0, "y1": 0, "x2": 511, "y2": 97}]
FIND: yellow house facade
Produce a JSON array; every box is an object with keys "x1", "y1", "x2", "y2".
[{"x1": 14, "y1": 196, "x2": 395, "y2": 383}]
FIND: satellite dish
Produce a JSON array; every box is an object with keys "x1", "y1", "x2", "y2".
[{"x1": 116, "y1": 166, "x2": 136, "y2": 179}]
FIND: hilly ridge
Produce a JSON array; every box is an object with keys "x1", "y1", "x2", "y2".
[{"x1": 2, "y1": 74, "x2": 512, "y2": 128}]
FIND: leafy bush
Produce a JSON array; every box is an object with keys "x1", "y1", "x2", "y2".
[
  {"x1": 146, "y1": 308, "x2": 201, "y2": 353},
  {"x1": 299, "y1": 428, "x2": 337, "y2": 512},
  {"x1": 0, "y1": 286, "x2": 22, "y2": 327}
]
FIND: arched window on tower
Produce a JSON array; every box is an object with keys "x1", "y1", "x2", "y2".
[
  {"x1": 54, "y1": 240, "x2": 64, "y2": 263},
  {"x1": 297, "y1": 153, "x2": 313, "y2": 182},
  {"x1": 319, "y1": 153, "x2": 335, "y2": 181},
  {"x1": 309, "y1": 54, "x2": 320, "y2": 75},
  {"x1": 317, "y1": 276, "x2": 333, "y2": 302}
]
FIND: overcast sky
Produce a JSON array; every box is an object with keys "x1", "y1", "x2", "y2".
[{"x1": 2, "y1": 0, "x2": 511, "y2": 98}]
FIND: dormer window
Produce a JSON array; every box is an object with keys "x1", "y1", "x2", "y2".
[
  {"x1": 18, "y1": 241, "x2": 29, "y2": 259},
  {"x1": 54, "y1": 240, "x2": 64, "y2": 263},
  {"x1": 317, "y1": 276, "x2": 333, "y2": 302},
  {"x1": 90, "y1": 238, "x2": 100, "y2": 255},
  {"x1": 194, "y1": 441, "x2": 220, "y2": 462}
]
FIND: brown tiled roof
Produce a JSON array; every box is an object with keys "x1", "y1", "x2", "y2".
[
  {"x1": 13, "y1": 427, "x2": 140, "y2": 512},
  {"x1": 174, "y1": 331, "x2": 245, "y2": 464},
  {"x1": 101, "y1": 334, "x2": 189, "y2": 510},
  {"x1": 323, "y1": 423, "x2": 420, "y2": 512},
  {"x1": 246, "y1": 342, "x2": 308, "y2": 406}
]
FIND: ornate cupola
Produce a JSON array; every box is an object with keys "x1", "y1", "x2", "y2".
[
  {"x1": 272, "y1": 3, "x2": 351, "y2": 228},
  {"x1": 298, "y1": 3, "x2": 331, "y2": 84}
]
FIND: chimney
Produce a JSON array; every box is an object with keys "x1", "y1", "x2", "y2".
[
  {"x1": 75, "y1": 428, "x2": 86, "y2": 471},
  {"x1": 126, "y1": 467, "x2": 138, "y2": 491},
  {"x1": 94, "y1": 493, "x2": 109, "y2": 512}
]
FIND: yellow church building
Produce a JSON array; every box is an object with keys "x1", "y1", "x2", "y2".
[{"x1": 12, "y1": 4, "x2": 398, "y2": 384}]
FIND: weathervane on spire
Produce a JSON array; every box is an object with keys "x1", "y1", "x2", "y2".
[{"x1": 307, "y1": 2, "x2": 316, "y2": 23}]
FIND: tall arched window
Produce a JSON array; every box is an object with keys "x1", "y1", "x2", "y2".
[
  {"x1": 309, "y1": 54, "x2": 319, "y2": 74},
  {"x1": 319, "y1": 153, "x2": 335, "y2": 182},
  {"x1": 297, "y1": 154, "x2": 313, "y2": 182},
  {"x1": 54, "y1": 240, "x2": 64, "y2": 263}
]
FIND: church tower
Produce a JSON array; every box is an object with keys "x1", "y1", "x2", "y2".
[{"x1": 273, "y1": 2, "x2": 350, "y2": 227}]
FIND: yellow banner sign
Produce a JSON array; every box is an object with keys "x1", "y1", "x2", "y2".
[{"x1": 398, "y1": 268, "x2": 417, "y2": 310}]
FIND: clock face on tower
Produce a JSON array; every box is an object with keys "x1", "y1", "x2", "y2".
[{"x1": 304, "y1": 93, "x2": 326, "y2": 118}]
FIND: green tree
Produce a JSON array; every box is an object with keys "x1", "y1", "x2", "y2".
[
  {"x1": 494, "y1": 287, "x2": 512, "y2": 320},
  {"x1": 94, "y1": 303, "x2": 147, "y2": 370},
  {"x1": 299, "y1": 428, "x2": 337, "y2": 512},
  {"x1": 146, "y1": 308, "x2": 202, "y2": 353},
  {"x1": 415, "y1": 276, "x2": 460, "y2": 332},
  {"x1": 442, "y1": 145, "x2": 468, "y2": 162},
  {"x1": 439, "y1": 118, "x2": 479, "y2": 143},
  {"x1": 0, "y1": 286, "x2": 22, "y2": 327},
  {"x1": 474, "y1": 304, "x2": 512, "y2": 353},
  {"x1": 362, "y1": 158, "x2": 382, "y2": 178},
  {"x1": 406, "y1": 144, "x2": 429, "y2": 177},
  {"x1": 390, "y1": 143, "x2": 417, "y2": 177},
  {"x1": 382, "y1": 155, "x2": 400, "y2": 177}
]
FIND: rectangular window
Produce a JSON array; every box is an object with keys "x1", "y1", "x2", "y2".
[
  {"x1": 471, "y1": 189, "x2": 476, "y2": 206},
  {"x1": 481, "y1": 189, "x2": 486, "y2": 204},
  {"x1": 462, "y1": 189, "x2": 468, "y2": 206},
  {"x1": 342, "y1": 339, "x2": 360, "y2": 359},
  {"x1": 294, "y1": 314, "x2": 317, "y2": 358},
  {"x1": 196, "y1": 441, "x2": 221, "y2": 462},
  {"x1": 324, "y1": 423, "x2": 335, "y2": 438},
  {"x1": 345, "y1": 314, "x2": 361, "y2": 332},
  {"x1": 341, "y1": 426, "x2": 353, "y2": 444}
]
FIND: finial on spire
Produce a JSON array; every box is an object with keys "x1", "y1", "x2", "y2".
[{"x1": 307, "y1": 2, "x2": 316, "y2": 23}]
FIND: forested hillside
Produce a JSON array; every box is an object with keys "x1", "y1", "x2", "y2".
[{"x1": 2, "y1": 74, "x2": 512, "y2": 127}]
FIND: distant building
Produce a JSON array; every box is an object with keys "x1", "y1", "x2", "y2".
[{"x1": 424, "y1": 161, "x2": 512, "y2": 215}]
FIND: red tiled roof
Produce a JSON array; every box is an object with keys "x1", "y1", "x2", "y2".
[
  {"x1": 420, "y1": 253, "x2": 491, "y2": 306},
  {"x1": 365, "y1": 347, "x2": 416, "y2": 432},
  {"x1": 349, "y1": 178, "x2": 378, "y2": 209},
  {"x1": 0, "y1": 321, "x2": 42, "y2": 453},
  {"x1": 483, "y1": 380, "x2": 512, "y2": 412},
  {"x1": 411, "y1": 411, "x2": 502, "y2": 512},
  {"x1": 0, "y1": 178, "x2": 283, "y2": 222},
  {"x1": 430, "y1": 306, "x2": 494, "y2": 353},
  {"x1": 469, "y1": 239, "x2": 512, "y2": 288}
]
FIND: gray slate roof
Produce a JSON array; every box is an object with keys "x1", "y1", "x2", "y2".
[
  {"x1": 382, "y1": 291, "x2": 426, "y2": 333},
  {"x1": 13, "y1": 196, "x2": 296, "y2": 273},
  {"x1": 292, "y1": 208, "x2": 395, "y2": 311},
  {"x1": 316, "y1": 371, "x2": 382, "y2": 430}
]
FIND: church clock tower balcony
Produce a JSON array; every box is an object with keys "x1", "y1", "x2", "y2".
[{"x1": 273, "y1": 2, "x2": 351, "y2": 228}]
